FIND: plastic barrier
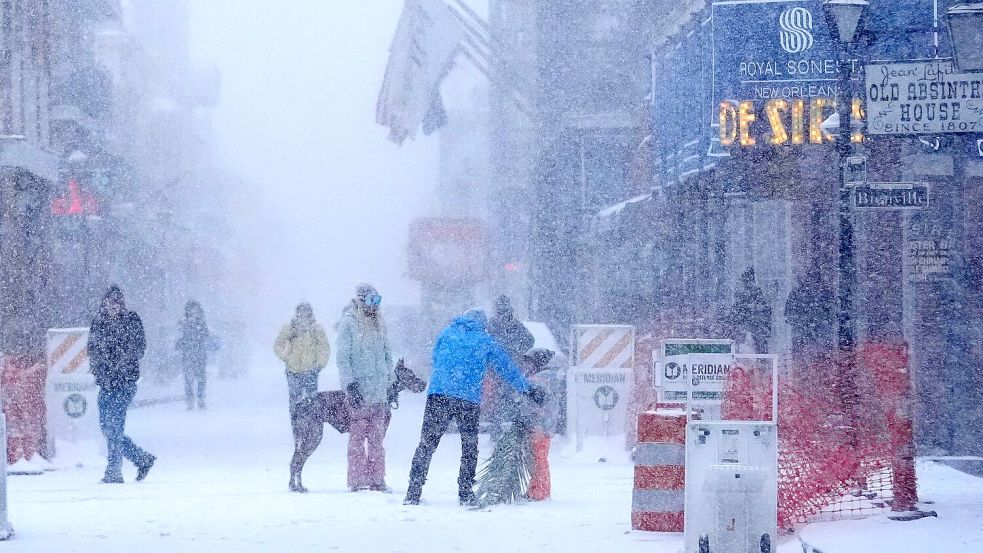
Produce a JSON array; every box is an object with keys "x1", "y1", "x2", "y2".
[
  {"x1": 1, "y1": 356, "x2": 46, "y2": 463},
  {"x1": 631, "y1": 411, "x2": 687, "y2": 532}
]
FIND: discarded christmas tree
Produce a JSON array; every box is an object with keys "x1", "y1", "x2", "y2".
[{"x1": 473, "y1": 417, "x2": 533, "y2": 508}]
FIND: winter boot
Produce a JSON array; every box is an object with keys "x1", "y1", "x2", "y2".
[
  {"x1": 100, "y1": 474, "x2": 124, "y2": 484},
  {"x1": 458, "y1": 491, "x2": 477, "y2": 507},
  {"x1": 289, "y1": 481, "x2": 308, "y2": 493},
  {"x1": 136, "y1": 454, "x2": 156, "y2": 482},
  {"x1": 403, "y1": 486, "x2": 422, "y2": 505},
  {"x1": 369, "y1": 482, "x2": 393, "y2": 493}
]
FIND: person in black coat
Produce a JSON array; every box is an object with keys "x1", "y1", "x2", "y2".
[
  {"x1": 485, "y1": 295, "x2": 535, "y2": 439},
  {"x1": 176, "y1": 300, "x2": 212, "y2": 410},
  {"x1": 88, "y1": 285, "x2": 155, "y2": 483}
]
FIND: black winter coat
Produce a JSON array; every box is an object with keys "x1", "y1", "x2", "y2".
[
  {"x1": 88, "y1": 311, "x2": 147, "y2": 390},
  {"x1": 486, "y1": 317, "x2": 534, "y2": 360}
]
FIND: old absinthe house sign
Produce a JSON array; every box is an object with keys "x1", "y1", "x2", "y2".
[{"x1": 866, "y1": 60, "x2": 983, "y2": 135}]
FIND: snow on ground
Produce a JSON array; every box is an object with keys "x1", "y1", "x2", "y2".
[{"x1": 6, "y1": 356, "x2": 983, "y2": 553}]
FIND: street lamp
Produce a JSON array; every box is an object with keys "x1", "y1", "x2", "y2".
[
  {"x1": 823, "y1": 0, "x2": 869, "y2": 426},
  {"x1": 823, "y1": 0, "x2": 869, "y2": 44},
  {"x1": 946, "y1": 2, "x2": 983, "y2": 71}
]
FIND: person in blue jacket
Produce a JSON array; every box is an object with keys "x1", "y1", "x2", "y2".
[{"x1": 403, "y1": 309, "x2": 545, "y2": 506}]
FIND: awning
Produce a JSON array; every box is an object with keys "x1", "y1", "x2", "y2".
[{"x1": 593, "y1": 193, "x2": 652, "y2": 235}]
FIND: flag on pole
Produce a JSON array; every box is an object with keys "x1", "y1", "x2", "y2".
[{"x1": 376, "y1": 0, "x2": 465, "y2": 144}]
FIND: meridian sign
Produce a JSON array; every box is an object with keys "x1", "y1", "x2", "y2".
[{"x1": 712, "y1": 0, "x2": 864, "y2": 148}]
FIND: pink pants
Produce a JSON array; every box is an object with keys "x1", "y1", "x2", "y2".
[{"x1": 348, "y1": 403, "x2": 389, "y2": 489}]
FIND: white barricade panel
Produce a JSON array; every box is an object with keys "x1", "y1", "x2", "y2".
[
  {"x1": 45, "y1": 328, "x2": 100, "y2": 448},
  {"x1": 684, "y1": 422, "x2": 778, "y2": 553},
  {"x1": 569, "y1": 325, "x2": 634, "y2": 445}
]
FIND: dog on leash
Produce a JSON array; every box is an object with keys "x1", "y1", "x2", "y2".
[{"x1": 289, "y1": 359, "x2": 426, "y2": 492}]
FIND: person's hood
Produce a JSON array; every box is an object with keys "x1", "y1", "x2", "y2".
[
  {"x1": 452, "y1": 313, "x2": 486, "y2": 333},
  {"x1": 339, "y1": 300, "x2": 384, "y2": 329}
]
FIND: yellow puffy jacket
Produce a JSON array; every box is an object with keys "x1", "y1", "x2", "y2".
[{"x1": 274, "y1": 321, "x2": 330, "y2": 374}]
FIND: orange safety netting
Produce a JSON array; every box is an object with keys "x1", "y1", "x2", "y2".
[{"x1": 721, "y1": 342, "x2": 915, "y2": 530}]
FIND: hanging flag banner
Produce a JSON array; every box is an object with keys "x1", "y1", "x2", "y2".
[{"x1": 376, "y1": 0, "x2": 465, "y2": 144}]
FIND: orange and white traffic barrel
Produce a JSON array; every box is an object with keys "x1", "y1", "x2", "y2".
[{"x1": 631, "y1": 410, "x2": 687, "y2": 532}]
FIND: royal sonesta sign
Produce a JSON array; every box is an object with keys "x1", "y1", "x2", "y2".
[
  {"x1": 712, "y1": 0, "x2": 861, "y2": 148},
  {"x1": 866, "y1": 60, "x2": 983, "y2": 135}
]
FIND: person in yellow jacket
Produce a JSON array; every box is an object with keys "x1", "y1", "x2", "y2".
[{"x1": 274, "y1": 303, "x2": 330, "y2": 413}]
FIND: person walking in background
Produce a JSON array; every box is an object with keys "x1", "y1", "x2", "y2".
[
  {"x1": 274, "y1": 303, "x2": 330, "y2": 414},
  {"x1": 485, "y1": 295, "x2": 534, "y2": 439},
  {"x1": 403, "y1": 309, "x2": 545, "y2": 507},
  {"x1": 175, "y1": 300, "x2": 213, "y2": 410},
  {"x1": 88, "y1": 285, "x2": 155, "y2": 484},
  {"x1": 520, "y1": 349, "x2": 559, "y2": 501},
  {"x1": 337, "y1": 284, "x2": 395, "y2": 492}
]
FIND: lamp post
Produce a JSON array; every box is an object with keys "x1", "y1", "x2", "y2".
[
  {"x1": 943, "y1": 3, "x2": 983, "y2": 455},
  {"x1": 823, "y1": 0, "x2": 868, "y2": 427},
  {"x1": 946, "y1": 2, "x2": 983, "y2": 72}
]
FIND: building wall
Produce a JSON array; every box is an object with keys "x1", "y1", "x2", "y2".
[{"x1": 0, "y1": 0, "x2": 57, "y2": 358}]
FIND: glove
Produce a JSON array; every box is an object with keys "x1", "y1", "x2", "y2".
[
  {"x1": 387, "y1": 383, "x2": 399, "y2": 409},
  {"x1": 524, "y1": 386, "x2": 546, "y2": 406},
  {"x1": 347, "y1": 382, "x2": 363, "y2": 410}
]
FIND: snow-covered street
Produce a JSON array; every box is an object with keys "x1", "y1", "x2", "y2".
[{"x1": 6, "y1": 357, "x2": 983, "y2": 553}]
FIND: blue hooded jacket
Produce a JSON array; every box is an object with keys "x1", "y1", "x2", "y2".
[{"x1": 428, "y1": 312, "x2": 530, "y2": 405}]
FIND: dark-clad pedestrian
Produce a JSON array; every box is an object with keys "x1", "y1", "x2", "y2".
[{"x1": 88, "y1": 285, "x2": 156, "y2": 484}]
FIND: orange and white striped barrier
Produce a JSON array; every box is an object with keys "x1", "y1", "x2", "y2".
[
  {"x1": 46, "y1": 329, "x2": 89, "y2": 376},
  {"x1": 572, "y1": 325, "x2": 634, "y2": 370},
  {"x1": 569, "y1": 325, "x2": 635, "y2": 448},
  {"x1": 632, "y1": 411, "x2": 687, "y2": 532},
  {"x1": 44, "y1": 328, "x2": 99, "y2": 449}
]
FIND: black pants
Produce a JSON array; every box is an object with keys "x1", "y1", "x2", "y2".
[{"x1": 406, "y1": 394, "x2": 480, "y2": 500}]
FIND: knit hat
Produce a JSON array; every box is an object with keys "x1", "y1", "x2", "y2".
[{"x1": 494, "y1": 295, "x2": 513, "y2": 317}]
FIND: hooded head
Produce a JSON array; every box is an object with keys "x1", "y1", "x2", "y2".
[
  {"x1": 101, "y1": 285, "x2": 126, "y2": 318},
  {"x1": 355, "y1": 283, "x2": 381, "y2": 317},
  {"x1": 294, "y1": 302, "x2": 315, "y2": 330},
  {"x1": 462, "y1": 308, "x2": 487, "y2": 329},
  {"x1": 493, "y1": 295, "x2": 514, "y2": 321},
  {"x1": 184, "y1": 300, "x2": 205, "y2": 325}
]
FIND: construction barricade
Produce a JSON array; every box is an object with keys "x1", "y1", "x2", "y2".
[
  {"x1": 1, "y1": 356, "x2": 47, "y2": 464},
  {"x1": 631, "y1": 410, "x2": 687, "y2": 532}
]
